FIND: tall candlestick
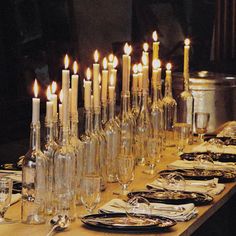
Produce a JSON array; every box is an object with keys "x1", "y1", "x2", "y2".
[
  {"x1": 137, "y1": 63, "x2": 143, "y2": 92},
  {"x1": 51, "y1": 81, "x2": 58, "y2": 120},
  {"x1": 101, "y1": 57, "x2": 108, "y2": 103},
  {"x1": 152, "y1": 59, "x2": 161, "y2": 88},
  {"x1": 46, "y1": 85, "x2": 53, "y2": 123},
  {"x1": 132, "y1": 64, "x2": 138, "y2": 92},
  {"x1": 71, "y1": 61, "x2": 79, "y2": 117},
  {"x1": 111, "y1": 56, "x2": 118, "y2": 87},
  {"x1": 142, "y1": 55, "x2": 149, "y2": 91},
  {"x1": 184, "y1": 38, "x2": 190, "y2": 81},
  {"x1": 108, "y1": 53, "x2": 114, "y2": 80},
  {"x1": 109, "y1": 74, "x2": 115, "y2": 101},
  {"x1": 152, "y1": 31, "x2": 160, "y2": 61},
  {"x1": 59, "y1": 89, "x2": 63, "y2": 122},
  {"x1": 62, "y1": 54, "x2": 70, "y2": 127},
  {"x1": 142, "y1": 42, "x2": 149, "y2": 69},
  {"x1": 84, "y1": 68, "x2": 92, "y2": 110},
  {"x1": 32, "y1": 79, "x2": 40, "y2": 124},
  {"x1": 93, "y1": 50, "x2": 100, "y2": 108},
  {"x1": 122, "y1": 43, "x2": 132, "y2": 93}
]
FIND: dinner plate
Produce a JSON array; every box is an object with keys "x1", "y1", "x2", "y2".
[
  {"x1": 204, "y1": 137, "x2": 236, "y2": 146},
  {"x1": 128, "y1": 189, "x2": 213, "y2": 206},
  {"x1": 81, "y1": 213, "x2": 176, "y2": 231},
  {"x1": 180, "y1": 152, "x2": 236, "y2": 162}
]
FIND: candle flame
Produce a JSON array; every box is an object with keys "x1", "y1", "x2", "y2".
[
  {"x1": 152, "y1": 31, "x2": 158, "y2": 41},
  {"x1": 86, "y1": 67, "x2": 92, "y2": 80},
  {"x1": 113, "y1": 56, "x2": 118, "y2": 68},
  {"x1": 184, "y1": 38, "x2": 190, "y2": 46},
  {"x1": 166, "y1": 63, "x2": 172, "y2": 70},
  {"x1": 124, "y1": 43, "x2": 132, "y2": 55},
  {"x1": 138, "y1": 63, "x2": 143, "y2": 73},
  {"x1": 152, "y1": 59, "x2": 161, "y2": 69},
  {"x1": 143, "y1": 43, "x2": 149, "y2": 52},
  {"x1": 109, "y1": 74, "x2": 115, "y2": 86},
  {"x1": 46, "y1": 86, "x2": 52, "y2": 100},
  {"x1": 64, "y1": 54, "x2": 69, "y2": 69},
  {"x1": 133, "y1": 64, "x2": 138, "y2": 74},
  {"x1": 73, "y1": 61, "x2": 78, "y2": 74},
  {"x1": 108, "y1": 53, "x2": 114, "y2": 62},
  {"x1": 142, "y1": 55, "x2": 148, "y2": 66},
  {"x1": 103, "y1": 57, "x2": 108, "y2": 69},
  {"x1": 59, "y1": 89, "x2": 63, "y2": 103},
  {"x1": 51, "y1": 81, "x2": 57, "y2": 94},
  {"x1": 33, "y1": 79, "x2": 39, "y2": 97},
  {"x1": 94, "y1": 49, "x2": 99, "y2": 62}
]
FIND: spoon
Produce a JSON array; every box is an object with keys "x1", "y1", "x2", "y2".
[{"x1": 47, "y1": 215, "x2": 69, "y2": 236}]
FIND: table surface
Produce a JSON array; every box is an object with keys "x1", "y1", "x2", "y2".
[{"x1": 2, "y1": 147, "x2": 236, "y2": 236}]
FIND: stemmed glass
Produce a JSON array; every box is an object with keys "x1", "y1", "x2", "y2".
[
  {"x1": 195, "y1": 112, "x2": 210, "y2": 142},
  {"x1": 0, "y1": 177, "x2": 13, "y2": 224},
  {"x1": 80, "y1": 175, "x2": 101, "y2": 214},
  {"x1": 174, "y1": 123, "x2": 190, "y2": 154},
  {"x1": 116, "y1": 156, "x2": 135, "y2": 195}
]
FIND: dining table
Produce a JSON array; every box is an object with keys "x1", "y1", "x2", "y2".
[{"x1": 1, "y1": 146, "x2": 236, "y2": 236}]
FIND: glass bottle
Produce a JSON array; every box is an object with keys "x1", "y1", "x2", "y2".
[
  {"x1": 70, "y1": 113, "x2": 84, "y2": 205},
  {"x1": 131, "y1": 91, "x2": 140, "y2": 120},
  {"x1": 162, "y1": 71, "x2": 177, "y2": 147},
  {"x1": 104, "y1": 99, "x2": 120, "y2": 182},
  {"x1": 53, "y1": 124, "x2": 76, "y2": 220},
  {"x1": 93, "y1": 107, "x2": 107, "y2": 191},
  {"x1": 135, "y1": 90, "x2": 152, "y2": 165},
  {"x1": 177, "y1": 74, "x2": 194, "y2": 143},
  {"x1": 42, "y1": 119, "x2": 58, "y2": 216},
  {"x1": 21, "y1": 122, "x2": 48, "y2": 224},
  {"x1": 101, "y1": 102, "x2": 108, "y2": 127}
]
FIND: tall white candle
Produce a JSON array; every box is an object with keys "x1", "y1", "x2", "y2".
[
  {"x1": 152, "y1": 31, "x2": 160, "y2": 61},
  {"x1": 69, "y1": 88, "x2": 72, "y2": 115},
  {"x1": 46, "y1": 85, "x2": 53, "y2": 123},
  {"x1": 137, "y1": 63, "x2": 143, "y2": 92},
  {"x1": 108, "y1": 53, "x2": 114, "y2": 80},
  {"x1": 109, "y1": 74, "x2": 115, "y2": 101},
  {"x1": 122, "y1": 43, "x2": 132, "y2": 93},
  {"x1": 62, "y1": 54, "x2": 70, "y2": 127},
  {"x1": 142, "y1": 55, "x2": 149, "y2": 91},
  {"x1": 132, "y1": 64, "x2": 138, "y2": 92},
  {"x1": 71, "y1": 61, "x2": 79, "y2": 117},
  {"x1": 101, "y1": 57, "x2": 108, "y2": 103},
  {"x1": 184, "y1": 38, "x2": 190, "y2": 81},
  {"x1": 59, "y1": 89, "x2": 63, "y2": 122},
  {"x1": 93, "y1": 50, "x2": 100, "y2": 108},
  {"x1": 152, "y1": 59, "x2": 161, "y2": 88},
  {"x1": 166, "y1": 63, "x2": 172, "y2": 83},
  {"x1": 111, "y1": 56, "x2": 118, "y2": 87},
  {"x1": 32, "y1": 79, "x2": 40, "y2": 124},
  {"x1": 84, "y1": 68, "x2": 92, "y2": 110},
  {"x1": 50, "y1": 81, "x2": 57, "y2": 120},
  {"x1": 142, "y1": 42, "x2": 149, "y2": 69}
]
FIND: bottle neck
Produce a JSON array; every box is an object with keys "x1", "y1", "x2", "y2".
[
  {"x1": 85, "y1": 109, "x2": 93, "y2": 134},
  {"x1": 44, "y1": 120, "x2": 54, "y2": 143},
  {"x1": 164, "y1": 77, "x2": 173, "y2": 97},
  {"x1": 140, "y1": 91, "x2": 149, "y2": 111},
  {"x1": 108, "y1": 100, "x2": 115, "y2": 120},
  {"x1": 30, "y1": 122, "x2": 41, "y2": 151},
  {"x1": 61, "y1": 125, "x2": 70, "y2": 146},
  {"x1": 70, "y1": 119, "x2": 79, "y2": 138},
  {"x1": 101, "y1": 103, "x2": 108, "y2": 125},
  {"x1": 94, "y1": 107, "x2": 102, "y2": 131},
  {"x1": 132, "y1": 92, "x2": 139, "y2": 110},
  {"x1": 120, "y1": 92, "x2": 130, "y2": 116}
]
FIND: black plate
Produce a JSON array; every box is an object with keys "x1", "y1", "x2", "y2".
[
  {"x1": 128, "y1": 189, "x2": 213, "y2": 206},
  {"x1": 81, "y1": 213, "x2": 176, "y2": 231},
  {"x1": 180, "y1": 152, "x2": 236, "y2": 162},
  {"x1": 204, "y1": 137, "x2": 236, "y2": 146}
]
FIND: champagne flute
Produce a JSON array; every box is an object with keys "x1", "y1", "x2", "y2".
[
  {"x1": 195, "y1": 112, "x2": 210, "y2": 142},
  {"x1": 174, "y1": 123, "x2": 190, "y2": 154},
  {"x1": 80, "y1": 175, "x2": 101, "y2": 214},
  {"x1": 116, "y1": 156, "x2": 135, "y2": 195},
  {"x1": 0, "y1": 177, "x2": 13, "y2": 224}
]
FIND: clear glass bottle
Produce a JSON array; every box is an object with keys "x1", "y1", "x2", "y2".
[
  {"x1": 135, "y1": 91, "x2": 152, "y2": 165},
  {"x1": 70, "y1": 114, "x2": 84, "y2": 205},
  {"x1": 53, "y1": 124, "x2": 76, "y2": 220},
  {"x1": 162, "y1": 72, "x2": 177, "y2": 147},
  {"x1": 42, "y1": 119, "x2": 58, "y2": 216},
  {"x1": 131, "y1": 91, "x2": 140, "y2": 120},
  {"x1": 177, "y1": 74, "x2": 194, "y2": 143},
  {"x1": 104, "y1": 99, "x2": 120, "y2": 182},
  {"x1": 21, "y1": 122, "x2": 48, "y2": 224},
  {"x1": 101, "y1": 102, "x2": 108, "y2": 127},
  {"x1": 93, "y1": 107, "x2": 107, "y2": 191}
]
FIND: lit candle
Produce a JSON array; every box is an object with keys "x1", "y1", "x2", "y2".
[
  {"x1": 62, "y1": 54, "x2": 70, "y2": 126},
  {"x1": 142, "y1": 42, "x2": 149, "y2": 68},
  {"x1": 166, "y1": 63, "x2": 172, "y2": 82},
  {"x1": 101, "y1": 57, "x2": 108, "y2": 103},
  {"x1": 108, "y1": 53, "x2": 114, "y2": 80},
  {"x1": 69, "y1": 88, "x2": 72, "y2": 115},
  {"x1": 122, "y1": 43, "x2": 132, "y2": 93},
  {"x1": 32, "y1": 79, "x2": 40, "y2": 124},
  {"x1": 109, "y1": 74, "x2": 115, "y2": 101},
  {"x1": 93, "y1": 50, "x2": 100, "y2": 108},
  {"x1": 59, "y1": 89, "x2": 63, "y2": 122},
  {"x1": 50, "y1": 81, "x2": 57, "y2": 120},
  {"x1": 184, "y1": 38, "x2": 190, "y2": 81},
  {"x1": 46, "y1": 85, "x2": 53, "y2": 123},
  {"x1": 152, "y1": 59, "x2": 161, "y2": 88},
  {"x1": 132, "y1": 64, "x2": 138, "y2": 92},
  {"x1": 152, "y1": 31, "x2": 160, "y2": 61},
  {"x1": 142, "y1": 54, "x2": 148, "y2": 91},
  {"x1": 71, "y1": 61, "x2": 79, "y2": 117},
  {"x1": 111, "y1": 56, "x2": 118, "y2": 87},
  {"x1": 137, "y1": 63, "x2": 143, "y2": 92},
  {"x1": 84, "y1": 68, "x2": 92, "y2": 110}
]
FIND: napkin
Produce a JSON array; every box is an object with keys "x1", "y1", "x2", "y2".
[
  {"x1": 11, "y1": 193, "x2": 21, "y2": 205},
  {"x1": 0, "y1": 170, "x2": 22, "y2": 182},
  {"x1": 148, "y1": 178, "x2": 225, "y2": 196},
  {"x1": 99, "y1": 199, "x2": 198, "y2": 222}
]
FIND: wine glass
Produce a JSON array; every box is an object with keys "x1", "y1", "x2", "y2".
[
  {"x1": 0, "y1": 177, "x2": 13, "y2": 224},
  {"x1": 116, "y1": 156, "x2": 135, "y2": 195},
  {"x1": 164, "y1": 173, "x2": 186, "y2": 193},
  {"x1": 174, "y1": 123, "x2": 190, "y2": 154},
  {"x1": 195, "y1": 112, "x2": 210, "y2": 142},
  {"x1": 80, "y1": 175, "x2": 101, "y2": 214}
]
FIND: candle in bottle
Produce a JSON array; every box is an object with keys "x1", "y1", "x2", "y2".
[
  {"x1": 50, "y1": 81, "x2": 57, "y2": 120},
  {"x1": 59, "y1": 89, "x2": 63, "y2": 122},
  {"x1": 132, "y1": 64, "x2": 138, "y2": 92},
  {"x1": 142, "y1": 43, "x2": 149, "y2": 68},
  {"x1": 142, "y1": 54, "x2": 148, "y2": 91},
  {"x1": 184, "y1": 38, "x2": 190, "y2": 81},
  {"x1": 84, "y1": 68, "x2": 92, "y2": 110},
  {"x1": 166, "y1": 63, "x2": 172, "y2": 82},
  {"x1": 108, "y1": 74, "x2": 115, "y2": 101},
  {"x1": 71, "y1": 61, "x2": 79, "y2": 117},
  {"x1": 108, "y1": 53, "x2": 114, "y2": 80},
  {"x1": 93, "y1": 50, "x2": 100, "y2": 108},
  {"x1": 101, "y1": 57, "x2": 108, "y2": 103},
  {"x1": 152, "y1": 31, "x2": 160, "y2": 61},
  {"x1": 111, "y1": 56, "x2": 118, "y2": 87},
  {"x1": 32, "y1": 79, "x2": 40, "y2": 124},
  {"x1": 137, "y1": 63, "x2": 143, "y2": 92},
  {"x1": 152, "y1": 59, "x2": 161, "y2": 88},
  {"x1": 122, "y1": 43, "x2": 132, "y2": 93},
  {"x1": 46, "y1": 85, "x2": 53, "y2": 123}
]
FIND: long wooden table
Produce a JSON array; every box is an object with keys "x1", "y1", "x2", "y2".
[{"x1": 2, "y1": 147, "x2": 236, "y2": 236}]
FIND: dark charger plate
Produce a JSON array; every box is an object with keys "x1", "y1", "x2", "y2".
[
  {"x1": 81, "y1": 213, "x2": 176, "y2": 231},
  {"x1": 128, "y1": 189, "x2": 213, "y2": 206},
  {"x1": 204, "y1": 137, "x2": 236, "y2": 146}
]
